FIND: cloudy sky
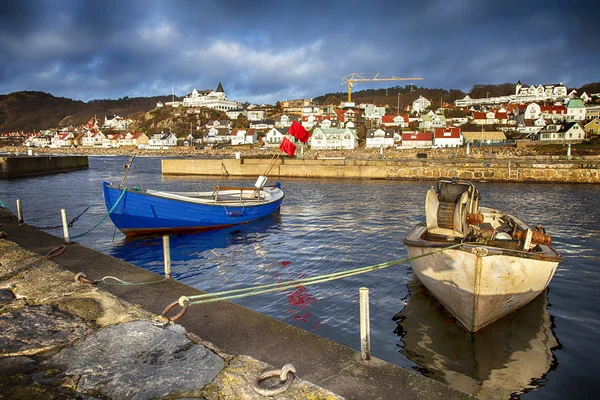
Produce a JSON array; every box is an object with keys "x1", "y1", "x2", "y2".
[{"x1": 0, "y1": 0, "x2": 598, "y2": 104}]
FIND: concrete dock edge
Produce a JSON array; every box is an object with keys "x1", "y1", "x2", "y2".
[{"x1": 0, "y1": 211, "x2": 475, "y2": 399}]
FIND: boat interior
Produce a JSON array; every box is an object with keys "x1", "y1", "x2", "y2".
[{"x1": 422, "y1": 179, "x2": 554, "y2": 253}]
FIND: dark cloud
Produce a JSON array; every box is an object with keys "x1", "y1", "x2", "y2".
[{"x1": 0, "y1": 0, "x2": 598, "y2": 103}]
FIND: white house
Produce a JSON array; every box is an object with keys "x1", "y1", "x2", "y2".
[
  {"x1": 401, "y1": 132, "x2": 433, "y2": 148},
  {"x1": 51, "y1": 132, "x2": 74, "y2": 147},
  {"x1": 275, "y1": 115, "x2": 294, "y2": 128},
  {"x1": 264, "y1": 127, "x2": 288, "y2": 147},
  {"x1": 309, "y1": 128, "x2": 359, "y2": 150},
  {"x1": 381, "y1": 115, "x2": 408, "y2": 128},
  {"x1": 433, "y1": 127, "x2": 463, "y2": 148},
  {"x1": 103, "y1": 115, "x2": 132, "y2": 130},
  {"x1": 365, "y1": 129, "x2": 395, "y2": 148},
  {"x1": 247, "y1": 110, "x2": 267, "y2": 121},
  {"x1": 170, "y1": 83, "x2": 240, "y2": 111},
  {"x1": 230, "y1": 129, "x2": 257, "y2": 145},
  {"x1": 145, "y1": 132, "x2": 178, "y2": 148},
  {"x1": 524, "y1": 103, "x2": 542, "y2": 120},
  {"x1": 82, "y1": 130, "x2": 106, "y2": 147},
  {"x1": 412, "y1": 96, "x2": 432, "y2": 113},
  {"x1": 205, "y1": 127, "x2": 231, "y2": 144},
  {"x1": 249, "y1": 120, "x2": 274, "y2": 130}
]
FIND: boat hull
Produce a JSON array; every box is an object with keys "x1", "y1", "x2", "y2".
[
  {"x1": 404, "y1": 224, "x2": 560, "y2": 332},
  {"x1": 102, "y1": 182, "x2": 284, "y2": 236}
]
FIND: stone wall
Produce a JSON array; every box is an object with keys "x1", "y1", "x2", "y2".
[
  {"x1": 162, "y1": 158, "x2": 600, "y2": 183},
  {"x1": 0, "y1": 155, "x2": 88, "y2": 179}
]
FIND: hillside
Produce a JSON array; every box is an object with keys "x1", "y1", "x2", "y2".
[
  {"x1": 2, "y1": 81, "x2": 598, "y2": 132},
  {"x1": 0, "y1": 91, "x2": 173, "y2": 132}
]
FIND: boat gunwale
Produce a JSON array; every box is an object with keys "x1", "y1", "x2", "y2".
[
  {"x1": 403, "y1": 223, "x2": 563, "y2": 263},
  {"x1": 103, "y1": 181, "x2": 284, "y2": 208}
]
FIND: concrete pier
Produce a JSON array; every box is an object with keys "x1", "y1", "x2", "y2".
[
  {"x1": 162, "y1": 157, "x2": 600, "y2": 183},
  {"x1": 0, "y1": 154, "x2": 88, "y2": 179},
  {"x1": 0, "y1": 210, "x2": 475, "y2": 399}
]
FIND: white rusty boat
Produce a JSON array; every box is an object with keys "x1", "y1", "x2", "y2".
[{"x1": 403, "y1": 179, "x2": 563, "y2": 332}]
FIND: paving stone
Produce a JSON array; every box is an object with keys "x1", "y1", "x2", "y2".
[
  {"x1": 0, "y1": 304, "x2": 92, "y2": 357},
  {"x1": 45, "y1": 320, "x2": 225, "y2": 400}
]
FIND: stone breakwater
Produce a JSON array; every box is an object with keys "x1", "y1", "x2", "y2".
[
  {"x1": 162, "y1": 157, "x2": 600, "y2": 183},
  {"x1": 3, "y1": 144, "x2": 600, "y2": 161}
]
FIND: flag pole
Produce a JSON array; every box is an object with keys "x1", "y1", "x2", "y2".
[{"x1": 262, "y1": 133, "x2": 292, "y2": 178}]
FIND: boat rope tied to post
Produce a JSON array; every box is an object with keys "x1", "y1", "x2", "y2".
[
  {"x1": 253, "y1": 363, "x2": 296, "y2": 396},
  {"x1": 71, "y1": 188, "x2": 127, "y2": 239},
  {"x1": 157, "y1": 243, "x2": 464, "y2": 324}
]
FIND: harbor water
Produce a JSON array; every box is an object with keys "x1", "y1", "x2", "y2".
[{"x1": 1, "y1": 156, "x2": 599, "y2": 400}]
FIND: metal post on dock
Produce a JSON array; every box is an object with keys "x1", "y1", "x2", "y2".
[
  {"x1": 163, "y1": 235, "x2": 172, "y2": 279},
  {"x1": 16, "y1": 199, "x2": 24, "y2": 225},
  {"x1": 359, "y1": 287, "x2": 371, "y2": 361},
  {"x1": 61, "y1": 209, "x2": 70, "y2": 244}
]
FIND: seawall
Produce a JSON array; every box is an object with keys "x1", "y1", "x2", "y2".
[
  {"x1": 0, "y1": 155, "x2": 88, "y2": 179},
  {"x1": 162, "y1": 157, "x2": 600, "y2": 183}
]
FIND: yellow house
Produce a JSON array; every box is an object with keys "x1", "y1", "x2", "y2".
[{"x1": 584, "y1": 118, "x2": 600, "y2": 135}]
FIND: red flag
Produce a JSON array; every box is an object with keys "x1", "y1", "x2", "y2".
[
  {"x1": 279, "y1": 137, "x2": 296, "y2": 157},
  {"x1": 288, "y1": 120, "x2": 311, "y2": 143}
]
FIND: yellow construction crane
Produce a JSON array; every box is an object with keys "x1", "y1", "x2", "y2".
[{"x1": 341, "y1": 73, "x2": 423, "y2": 102}]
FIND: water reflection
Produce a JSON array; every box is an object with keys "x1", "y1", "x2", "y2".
[
  {"x1": 393, "y1": 277, "x2": 560, "y2": 400},
  {"x1": 107, "y1": 213, "x2": 282, "y2": 275}
]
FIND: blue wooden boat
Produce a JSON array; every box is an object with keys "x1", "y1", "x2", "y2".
[{"x1": 102, "y1": 181, "x2": 284, "y2": 236}]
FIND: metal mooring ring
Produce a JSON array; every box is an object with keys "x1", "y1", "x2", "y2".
[
  {"x1": 44, "y1": 245, "x2": 66, "y2": 260},
  {"x1": 253, "y1": 364, "x2": 296, "y2": 397},
  {"x1": 160, "y1": 300, "x2": 189, "y2": 323},
  {"x1": 75, "y1": 272, "x2": 97, "y2": 285}
]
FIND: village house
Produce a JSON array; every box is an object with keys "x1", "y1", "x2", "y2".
[
  {"x1": 118, "y1": 132, "x2": 149, "y2": 147},
  {"x1": 25, "y1": 133, "x2": 51, "y2": 147},
  {"x1": 419, "y1": 112, "x2": 447, "y2": 130},
  {"x1": 412, "y1": 96, "x2": 432, "y2": 114},
  {"x1": 360, "y1": 104, "x2": 386, "y2": 124},
  {"x1": 247, "y1": 110, "x2": 267, "y2": 121},
  {"x1": 401, "y1": 132, "x2": 432, "y2": 148},
  {"x1": 433, "y1": 127, "x2": 462, "y2": 148},
  {"x1": 225, "y1": 109, "x2": 244, "y2": 119},
  {"x1": 205, "y1": 127, "x2": 231, "y2": 144},
  {"x1": 381, "y1": 115, "x2": 408, "y2": 128},
  {"x1": 540, "y1": 104, "x2": 567, "y2": 122},
  {"x1": 230, "y1": 129, "x2": 257, "y2": 145},
  {"x1": 103, "y1": 115, "x2": 132, "y2": 131},
  {"x1": 585, "y1": 105, "x2": 600, "y2": 121},
  {"x1": 164, "y1": 83, "x2": 241, "y2": 112},
  {"x1": 249, "y1": 120, "x2": 274, "y2": 130},
  {"x1": 309, "y1": 127, "x2": 359, "y2": 150},
  {"x1": 206, "y1": 120, "x2": 233, "y2": 130},
  {"x1": 566, "y1": 98, "x2": 586, "y2": 121},
  {"x1": 183, "y1": 133, "x2": 202, "y2": 146},
  {"x1": 275, "y1": 115, "x2": 295, "y2": 128},
  {"x1": 584, "y1": 118, "x2": 600, "y2": 135},
  {"x1": 281, "y1": 99, "x2": 313, "y2": 116},
  {"x1": 102, "y1": 133, "x2": 121, "y2": 148},
  {"x1": 365, "y1": 129, "x2": 395, "y2": 148},
  {"x1": 51, "y1": 132, "x2": 74, "y2": 147},
  {"x1": 82, "y1": 130, "x2": 106, "y2": 147},
  {"x1": 144, "y1": 132, "x2": 178, "y2": 149},
  {"x1": 463, "y1": 131, "x2": 507, "y2": 145},
  {"x1": 264, "y1": 127, "x2": 288, "y2": 147}
]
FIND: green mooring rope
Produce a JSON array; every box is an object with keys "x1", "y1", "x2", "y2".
[
  {"x1": 177, "y1": 242, "x2": 464, "y2": 307},
  {"x1": 71, "y1": 189, "x2": 127, "y2": 239}
]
